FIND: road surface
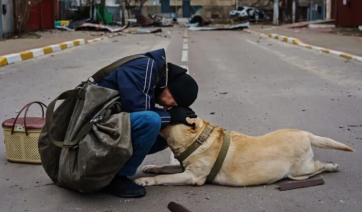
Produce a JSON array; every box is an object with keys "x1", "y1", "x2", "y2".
[{"x1": 1, "y1": 26, "x2": 362, "y2": 212}]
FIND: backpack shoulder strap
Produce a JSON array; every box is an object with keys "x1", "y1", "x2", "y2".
[{"x1": 89, "y1": 54, "x2": 147, "y2": 83}]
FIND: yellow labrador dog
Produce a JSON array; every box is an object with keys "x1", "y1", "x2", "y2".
[{"x1": 135, "y1": 118, "x2": 354, "y2": 187}]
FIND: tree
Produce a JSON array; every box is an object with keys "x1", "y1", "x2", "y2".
[
  {"x1": 125, "y1": 0, "x2": 148, "y2": 18},
  {"x1": 14, "y1": 0, "x2": 45, "y2": 34}
]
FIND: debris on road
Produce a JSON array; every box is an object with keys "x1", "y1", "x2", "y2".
[
  {"x1": 135, "y1": 14, "x2": 174, "y2": 27},
  {"x1": 168, "y1": 202, "x2": 193, "y2": 212},
  {"x1": 122, "y1": 28, "x2": 163, "y2": 35},
  {"x1": 55, "y1": 18, "x2": 131, "y2": 33},
  {"x1": 76, "y1": 22, "x2": 130, "y2": 33},
  {"x1": 187, "y1": 22, "x2": 250, "y2": 31},
  {"x1": 278, "y1": 178, "x2": 325, "y2": 191},
  {"x1": 348, "y1": 124, "x2": 362, "y2": 128},
  {"x1": 185, "y1": 15, "x2": 211, "y2": 28}
]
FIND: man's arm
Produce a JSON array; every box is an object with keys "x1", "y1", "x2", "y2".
[
  {"x1": 152, "y1": 107, "x2": 171, "y2": 129},
  {"x1": 114, "y1": 57, "x2": 172, "y2": 129},
  {"x1": 116, "y1": 57, "x2": 158, "y2": 112}
]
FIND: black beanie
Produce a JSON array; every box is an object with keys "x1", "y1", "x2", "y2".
[{"x1": 167, "y1": 63, "x2": 198, "y2": 107}]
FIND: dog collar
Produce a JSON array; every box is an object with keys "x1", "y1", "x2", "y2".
[
  {"x1": 175, "y1": 124, "x2": 215, "y2": 163},
  {"x1": 174, "y1": 124, "x2": 231, "y2": 183}
]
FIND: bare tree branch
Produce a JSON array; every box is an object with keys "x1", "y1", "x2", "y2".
[{"x1": 14, "y1": 0, "x2": 46, "y2": 34}]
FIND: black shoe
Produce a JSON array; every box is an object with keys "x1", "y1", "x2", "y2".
[{"x1": 103, "y1": 175, "x2": 146, "y2": 198}]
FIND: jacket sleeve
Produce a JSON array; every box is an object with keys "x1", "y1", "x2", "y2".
[{"x1": 152, "y1": 107, "x2": 171, "y2": 129}]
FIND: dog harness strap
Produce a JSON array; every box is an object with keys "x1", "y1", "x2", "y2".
[
  {"x1": 175, "y1": 125, "x2": 215, "y2": 165},
  {"x1": 206, "y1": 130, "x2": 231, "y2": 183}
]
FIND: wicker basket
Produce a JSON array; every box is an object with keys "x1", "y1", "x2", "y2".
[{"x1": 2, "y1": 101, "x2": 47, "y2": 164}]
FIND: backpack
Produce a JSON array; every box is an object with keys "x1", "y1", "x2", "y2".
[{"x1": 38, "y1": 54, "x2": 146, "y2": 193}]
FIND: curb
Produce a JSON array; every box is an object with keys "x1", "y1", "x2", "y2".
[
  {"x1": 244, "y1": 29, "x2": 362, "y2": 64},
  {"x1": 0, "y1": 37, "x2": 104, "y2": 67},
  {"x1": 268, "y1": 33, "x2": 303, "y2": 45}
]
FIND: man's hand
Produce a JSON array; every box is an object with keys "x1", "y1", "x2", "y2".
[{"x1": 168, "y1": 107, "x2": 197, "y2": 126}]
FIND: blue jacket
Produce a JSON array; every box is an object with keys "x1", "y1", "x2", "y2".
[{"x1": 96, "y1": 48, "x2": 171, "y2": 129}]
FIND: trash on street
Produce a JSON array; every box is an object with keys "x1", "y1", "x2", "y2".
[
  {"x1": 135, "y1": 14, "x2": 174, "y2": 27},
  {"x1": 123, "y1": 28, "x2": 163, "y2": 34},
  {"x1": 185, "y1": 15, "x2": 211, "y2": 28},
  {"x1": 187, "y1": 22, "x2": 250, "y2": 31},
  {"x1": 55, "y1": 18, "x2": 130, "y2": 33}
]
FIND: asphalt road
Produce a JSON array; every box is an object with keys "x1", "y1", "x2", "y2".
[{"x1": 0, "y1": 26, "x2": 362, "y2": 212}]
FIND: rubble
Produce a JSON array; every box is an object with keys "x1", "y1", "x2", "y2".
[
  {"x1": 135, "y1": 14, "x2": 174, "y2": 27},
  {"x1": 187, "y1": 22, "x2": 250, "y2": 31},
  {"x1": 122, "y1": 28, "x2": 162, "y2": 34},
  {"x1": 278, "y1": 178, "x2": 325, "y2": 191},
  {"x1": 76, "y1": 22, "x2": 130, "y2": 33},
  {"x1": 185, "y1": 15, "x2": 211, "y2": 28},
  {"x1": 167, "y1": 202, "x2": 193, "y2": 212},
  {"x1": 55, "y1": 18, "x2": 130, "y2": 33}
]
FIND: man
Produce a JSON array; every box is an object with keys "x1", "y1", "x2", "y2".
[{"x1": 96, "y1": 48, "x2": 199, "y2": 198}]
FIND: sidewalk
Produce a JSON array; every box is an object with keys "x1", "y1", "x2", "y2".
[
  {"x1": 0, "y1": 30, "x2": 100, "y2": 56},
  {"x1": 250, "y1": 25, "x2": 362, "y2": 57}
]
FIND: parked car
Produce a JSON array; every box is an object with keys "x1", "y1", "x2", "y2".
[{"x1": 229, "y1": 6, "x2": 270, "y2": 21}]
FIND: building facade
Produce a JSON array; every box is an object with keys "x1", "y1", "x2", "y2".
[{"x1": 1, "y1": 0, "x2": 14, "y2": 38}]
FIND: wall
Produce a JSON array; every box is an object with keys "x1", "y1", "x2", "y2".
[
  {"x1": 336, "y1": 0, "x2": 362, "y2": 27},
  {"x1": 1, "y1": 0, "x2": 14, "y2": 36}
]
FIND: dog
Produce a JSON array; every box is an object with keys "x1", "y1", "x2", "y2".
[{"x1": 135, "y1": 118, "x2": 354, "y2": 187}]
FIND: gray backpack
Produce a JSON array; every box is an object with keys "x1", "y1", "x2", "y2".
[{"x1": 38, "y1": 55, "x2": 146, "y2": 193}]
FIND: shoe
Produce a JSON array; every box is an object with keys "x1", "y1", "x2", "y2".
[{"x1": 103, "y1": 175, "x2": 146, "y2": 198}]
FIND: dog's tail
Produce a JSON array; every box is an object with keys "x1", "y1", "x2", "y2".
[{"x1": 307, "y1": 133, "x2": 355, "y2": 152}]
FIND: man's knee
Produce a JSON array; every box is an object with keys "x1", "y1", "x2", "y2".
[{"x1": 131, "y1": 111, "x2": 161, "y2": 132}]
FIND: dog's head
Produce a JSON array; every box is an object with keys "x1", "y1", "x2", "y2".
[{"x1": 160, "y1": 117, "x2": 207, "y2": 153}]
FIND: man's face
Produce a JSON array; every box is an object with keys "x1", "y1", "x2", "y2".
[{"x1": 157, "y1": 87, "x2": 178, "y2": 110}]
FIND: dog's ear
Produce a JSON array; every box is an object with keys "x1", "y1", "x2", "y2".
[
  {"x1": 186, "y1": 117, "x2": 200, "y2": 132},
  {"x1": 186, "y1": 117, "x2": 197, "y2": 126}
]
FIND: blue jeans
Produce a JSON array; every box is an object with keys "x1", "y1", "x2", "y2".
[{"x1": 118, "y1": 111, "x2": 168, "y2": 176}]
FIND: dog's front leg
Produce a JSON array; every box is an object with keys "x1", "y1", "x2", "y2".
[
  {"x1": 135, "y1": 170, "x2": 200, "y2": 186},
  {"x1": 142, "y1": 164, "x2": 183, "y2": 174}
]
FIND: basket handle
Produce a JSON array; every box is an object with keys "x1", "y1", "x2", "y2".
[{"x1": 11, "y1": 101, "x2": 48, "y2": 136}]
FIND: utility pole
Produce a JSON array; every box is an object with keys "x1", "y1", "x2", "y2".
[
  {"x1": 292, "y1": 0, "x2": 296, "y2": 23},
  {"x1": 0, "y1": 0, "x2": 3, "y2": 39},
  {"x1": 273, "y1": 0, "x2": 279, "y2": 25},
  {"x1": 101, "y1": 0, "x2": 106, "y2": 23},
  {"x1": 121, "y1": 0, "x2": 125, "y2": 25},
  {"x1": 89, "y1": 0, "x2": 93, "y2": 20}
]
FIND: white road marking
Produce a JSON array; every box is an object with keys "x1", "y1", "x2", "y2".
[
  {"x1": 183, "y1": 43, "x2": 188, "y2": 50},
  {"x1": 183, "y1": 38, "x2": 188, "y2": 43},
  {"x1": 181, "y1": 50, "x2": 188, "y2": 62},
  {"x1": 245, "y1": 39, "x2": 286, "y2": 57}
]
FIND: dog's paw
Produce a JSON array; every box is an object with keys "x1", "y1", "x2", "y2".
[
  {"x1": 334, "y1": 164, "x2": 340, "y2": 172},
  {"x1": 142, "y1": 165, "x2": 160, "y2": 173},
  {"x1": 135, "y1": 177, "x2": 156, "y2": 187}
]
